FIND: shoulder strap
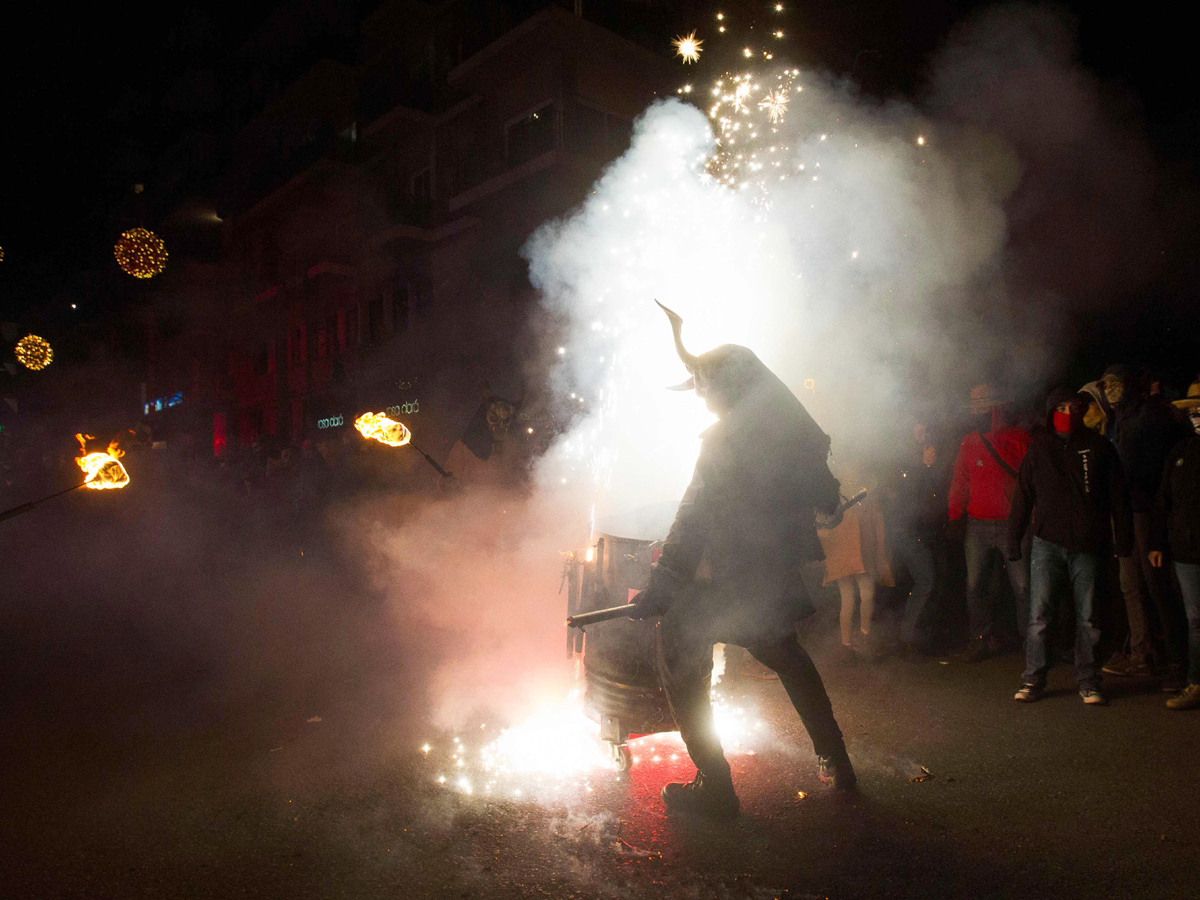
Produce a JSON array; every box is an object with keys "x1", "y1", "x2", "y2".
[{"x1": 977, "y1": 431, "x2": 1019, "y2": 479}]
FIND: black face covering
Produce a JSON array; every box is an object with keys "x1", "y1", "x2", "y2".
[{"x1": 971, "y1": 412, "x2": 993, "y2": 434}]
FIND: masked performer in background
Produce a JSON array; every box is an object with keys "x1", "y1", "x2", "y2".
[{"x1": 629, "y1": 302, "x2": 857, "y2": 820}]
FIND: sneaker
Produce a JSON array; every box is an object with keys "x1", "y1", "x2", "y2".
[
  {"x1": 1103, "y1": 652, "x2": 1151, "y2": 677},
  {"x1": 817, "y1": 750, "x2": 858, "y2": 791},
  {"x1": 1166, "y1": 683, "x2": 1200, "y2": 710},
  {"x1": 1079, "y1": 687, "x2": 1108, "y2": 706},
  {"x1": 1161, "y1": 667, "x2": 1187, "y2": 693},
  {"x1": 661, "y1": 772, "x2": 739, "y2": 820},
  {"x1": 959, "y1": 636, "x2": 991, "y2": 664},
  {"x1": 1013, "y1": 683, "x2": 1043, "y2": 702}
]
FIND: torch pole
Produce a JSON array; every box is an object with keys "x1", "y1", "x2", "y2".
[
  {"x1": 409, "y1": 441, "x2": 452, "y2": 479},
  {"x1": 0, "y1": 480, "x2": 91, "y2": 524}
]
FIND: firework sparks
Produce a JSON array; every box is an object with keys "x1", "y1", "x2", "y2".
[
  {"x1": 423, "y1": 684, "x2": 765, "y2": 801},
  {"x1": 758, "y1": 88, "x2": 789, "y2": 123},
  {"x1": 75, "y1": 435, "x2": 130, "y2": 490},
  {"x1": 672, "y1": 31, "x2": 703, "y2": 64}
]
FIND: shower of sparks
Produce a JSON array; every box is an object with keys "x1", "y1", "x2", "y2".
[
  {"x1": 758, "y1": 88, "x2": 789, "y2": 123},
  {"x1": 705, "y1": 67, "x2": 802, "y2": 194},
  {"x1": 422, "y1": 686, "x2": 765, "y2": 801},
  {"x1": 673, "y1": 31, "x2": 703, "y2": 64}
]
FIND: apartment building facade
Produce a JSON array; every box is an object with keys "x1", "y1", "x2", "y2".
[{"x1": 143, "y1": 3, "x2": 673, "y2": 461}]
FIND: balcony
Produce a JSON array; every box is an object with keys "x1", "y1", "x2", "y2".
[{"x1": 450, "y1": 106, "x2": 563, "y2": 206}]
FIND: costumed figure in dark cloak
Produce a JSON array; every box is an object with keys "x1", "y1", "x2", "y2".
[{"x1": 629, "y1": 302, "x2": 857, "y2": 820}]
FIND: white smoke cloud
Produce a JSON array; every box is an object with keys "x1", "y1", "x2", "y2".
[{"x1": 525, "y1": 80, "x2": 1026, "y2": 517}]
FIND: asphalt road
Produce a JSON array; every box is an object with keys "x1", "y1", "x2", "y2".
[
  {"x1": 2, "y1": 476, "x2": 1197, "y2": 899},
  {"x1": 4, "y1": 624, "x2": 1197, "y2": 900}
]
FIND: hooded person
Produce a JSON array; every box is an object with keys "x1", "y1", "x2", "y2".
[
  {"x1": 1151, "y1": 382, "x2": 1200, "y2": 709},
  {"x1": 1007, "y1": 388, "x2": 1133, "y2": 705},
  {"x1": 628, "y1": 302, "x2": 853, "y2": 820},
  {"x1": 1100, "y1": 364, "x2": 1191, "y2": 685}
]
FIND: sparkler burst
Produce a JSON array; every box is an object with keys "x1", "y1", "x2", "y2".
[
  {"x1": 423, "y1": 682, "x2": 765, "y2": 801},
  {"x1": 758, "y1": 88, "x2": 789, "y2": 123},
  {"x1": 672, "y1": 30, "x2": 703, "y2": 64}
]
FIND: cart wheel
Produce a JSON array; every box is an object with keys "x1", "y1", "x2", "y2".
[{"x1": 611, "y1": 743, "x2": 633, "y2": 772}]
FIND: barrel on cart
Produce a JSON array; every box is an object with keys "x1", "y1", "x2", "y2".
[{"x1": 564, "y1": 533, "x2": 676, "y2": 770}]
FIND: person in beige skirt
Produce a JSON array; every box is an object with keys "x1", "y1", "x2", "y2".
[{"x1": 819, "y1": 467, "x2": 894, "y2": 661}]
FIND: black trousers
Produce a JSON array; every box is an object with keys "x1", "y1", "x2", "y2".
[{"x1": 655, "y1": 577, "x2": 847, "y2": 785}]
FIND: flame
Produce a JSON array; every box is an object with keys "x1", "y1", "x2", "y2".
[
  {"x1": 353, "y1": 412, "x2": 412, "y2": 447},
  {"x1": 75, "y1": 434, "x2": 131, "y2": 490}
]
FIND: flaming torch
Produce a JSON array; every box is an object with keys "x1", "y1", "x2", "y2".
[
  {"x1": 353, "y1": 412, "x2": 452, "y2": 478},
  {"x1": 0, "y1": 435, "x2": 131, "y2": 524},
  {"x1": 74, "y1": 434, "x2": 131, "y2": 490},
  {"x1": 353, "y1": 412, "x2": 412, "y2": 447}
]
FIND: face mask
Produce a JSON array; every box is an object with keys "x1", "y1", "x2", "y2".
[
  {"x1": 1104, "y1": 380, "x2": 1124, "y2": 405},
  {"x1": 1053, "y1": 411, "x2": 1073, "y2": 435}
]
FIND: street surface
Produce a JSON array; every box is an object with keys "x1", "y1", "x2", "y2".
[{"x1": 2, "y1": 489, "x2": 1198, "y2": 899}]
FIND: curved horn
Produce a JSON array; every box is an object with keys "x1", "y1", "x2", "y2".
[{"x1": 655, "y1": 300, "x2": 700, "y2": 371}]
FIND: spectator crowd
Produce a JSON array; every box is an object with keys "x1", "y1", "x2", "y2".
[{"x1": 819, "y1": 365, "x2": 1200, "y2": 711}]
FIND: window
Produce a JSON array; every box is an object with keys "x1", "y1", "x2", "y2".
[
  {"x1": 506, "y1": 102, "x2": 557, "y2": 167},
  {"x1": 393, "y1": 284, "x2": 409, "y2": 335},
  {"x1": 367, "y1": 298, "x2": 384, "y2": 345},
  {"x1": 411, "y1": 167, "x2": 432, "y2": 219},
  {"x1": 253, "y1": 342, "x2": 271, "y2": 376},
  {"x1": 565, "y1": 101, "x2": 632, "y2": 157},
  {"x1": 565, "y1": 102, "x2": 606, "y2": 154},
  {"x1": 290, "y1": 326, "x2": 306, "y2": 367}
]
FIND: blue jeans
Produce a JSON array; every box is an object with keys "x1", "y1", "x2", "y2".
[
  {"x1": 1024, "y1": 537, "x2": 1101, "y2": 689},
  {"x1": 965, "y1": 518, "x2": 1030, "y2": 642},
  {"x1": 1173, "y1": 562, "x2": 1200, "y2": 685},
  {"x1": 890, "y1": 529, "x2": 936, "y2": 647}
]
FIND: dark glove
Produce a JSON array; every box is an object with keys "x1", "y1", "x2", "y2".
[{"x1": 627, "y1": 565, "x2": 685, "y2": 619}]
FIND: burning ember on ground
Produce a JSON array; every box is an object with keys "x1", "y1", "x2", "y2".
[
  {"x1": 423, "y1": 681, "x2": 765, "y2": 801},
  {"x1": 75, "y1": 434, "x2": 130, "y2": 490},
  {"x1": 354, "y1": 412, "x2": 412, "y2": 447}
]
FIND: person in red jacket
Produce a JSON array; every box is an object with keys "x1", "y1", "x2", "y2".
[{"x1": 948, "y1": 384, "x2": 1033, "y2": 661}]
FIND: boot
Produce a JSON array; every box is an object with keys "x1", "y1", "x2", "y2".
[
  {"x1": 817, "y1": 748, "x2": 858, "y2": 791},
  {"x1": 959, "y1": 636, "x2": 991, "y2": 663},
  {"x1": 661, "y1": 771, "x2": 740, "y2": 820}
]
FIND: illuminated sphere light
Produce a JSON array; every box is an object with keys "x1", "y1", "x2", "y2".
[
  {"x1": 113, "y1": 227, "x2": 168, "y2": 279},
  {"x1": 15, "y1": 334, "x2": 53, "y2": 370}
]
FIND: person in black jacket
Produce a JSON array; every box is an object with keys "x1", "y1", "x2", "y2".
[
  {"x1": 1007, "y1": 388, "x2": 1134, "y2": 705},
  {"x1": 882, "y1": 423, "x2": 950, "y2": 657},
  {"x1": 1101, "y1": 364, "x2": 1190, "y2": 683},
  {"x1": 629, "y1": 303, "x2": 853, "y2": 820},
  {"x1": 1152, "y1": 386, "x2": 1200, "y2": 710}
]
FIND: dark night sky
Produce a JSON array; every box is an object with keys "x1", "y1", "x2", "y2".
[{"x1": 1, "y1": 1, "x2": 1196, "y2": 371}]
